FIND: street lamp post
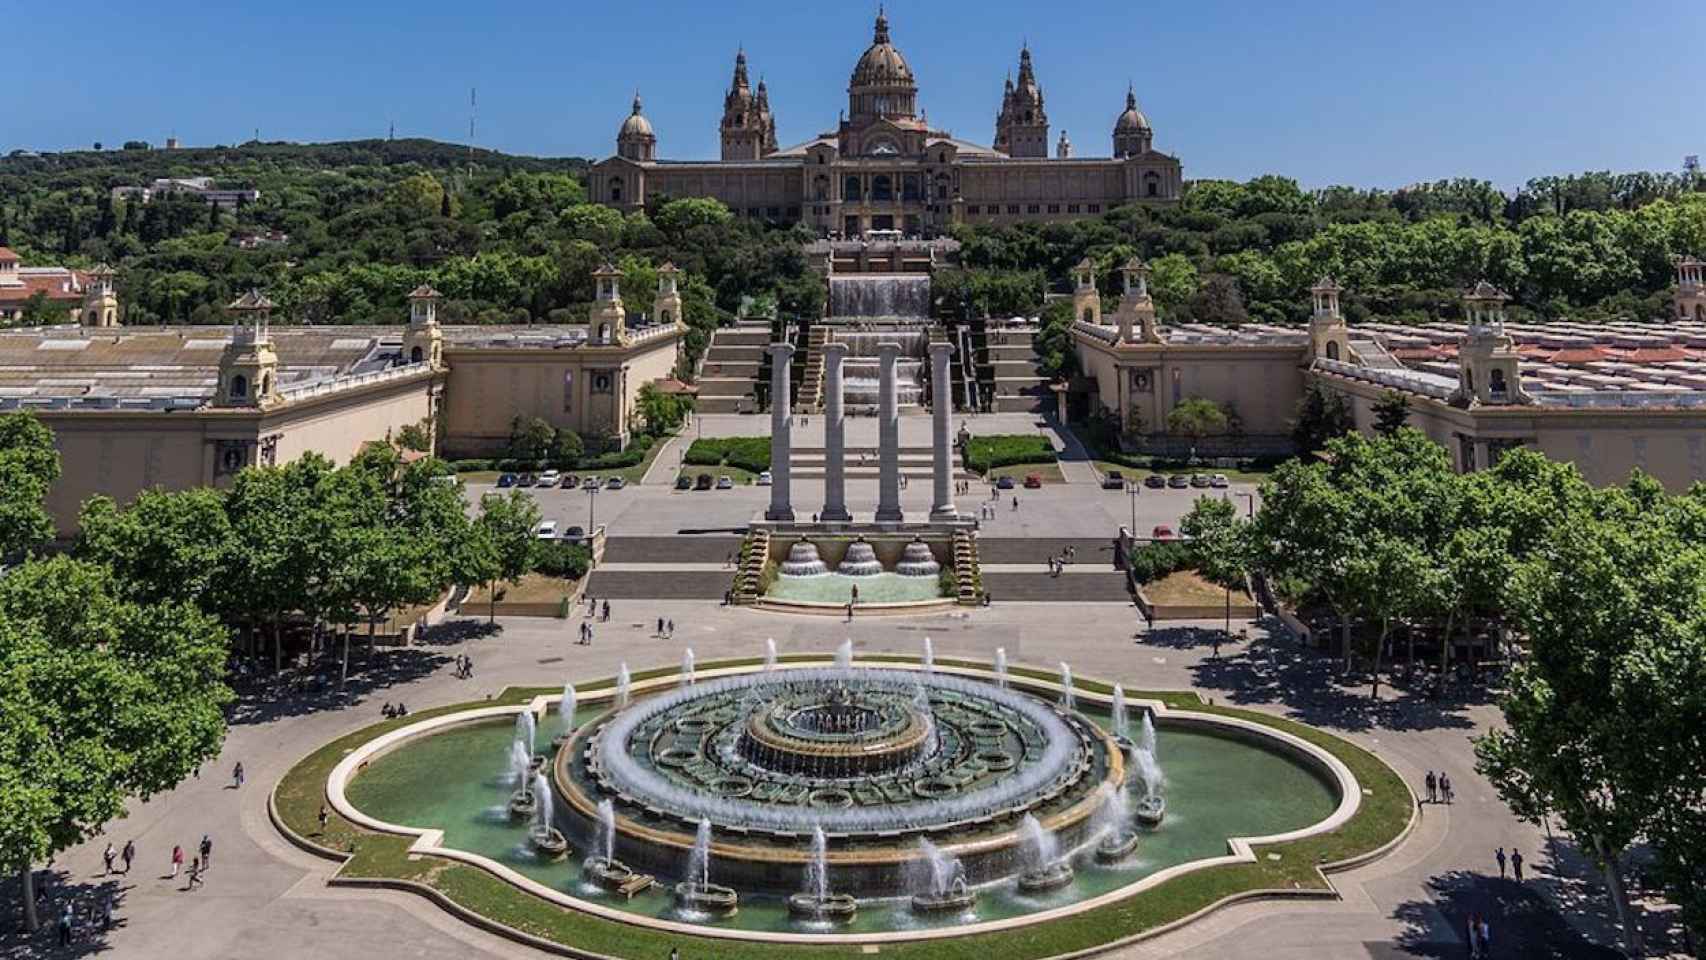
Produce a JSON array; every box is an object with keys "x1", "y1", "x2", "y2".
[
  {"x1": 1235, "y1": 491, "x2": 1255, "y2": 519},
  {"x1": 586, "y1": 485, "x2": 599, "y2": 542},
  {"x1": 1128, "y1": 485, "x2": 1139, "y2": 539}
]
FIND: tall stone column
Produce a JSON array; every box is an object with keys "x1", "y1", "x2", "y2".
[
  {"x1": 765, "y1": 343, "x2": 795, "y2": 521},
  {"x1": 875, "y1": 341, "x2": 904, "y2": 523},
  {"x1": 928, "y1": 342, "x2": 957, "y2": 520},
  {"x1": 820, "y1": 342, "x2": 852, "y2": 522}
]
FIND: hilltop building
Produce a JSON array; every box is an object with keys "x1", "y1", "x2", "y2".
[{"x1": 588, "y1": 12, "x2": 1182, "y2": 236}]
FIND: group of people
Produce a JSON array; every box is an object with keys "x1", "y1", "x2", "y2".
[
  {"x1": 1047, "y1": 545, "x2": 1077, "y2": 577},
  {"x1": 1424, "y1": 769, "x2": 1455, "y2": 804},
  {"x1": 585, "y1": 596, "x2": 610, "y2": 621},
  {"x1": 577, "y1": 620, "x2": 596, "y2": 645},
  {"x1": 654, "y1": 617, "x2": 676, "y2": 638},
  {"x1": 1494, "y1": 846, "x2": 1525, "y2": 881},
  {"x1": 168, "y1": 835, "x2": 214, "y2": 890},
  {"x1": 1465, "y1": 913, "x2": 1494, "y2": 958},
  {"x1": 453, "y1": 653, "x2": 474, "y2": 679},
  {"x1": 380, "y1": 702, "x2": 410, "y2": 718}
]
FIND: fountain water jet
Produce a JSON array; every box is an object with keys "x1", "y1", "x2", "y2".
[
  {"x1": 1058, "y1": 662, "x2": 1075, "y2": 711},
  {"x1": 1016, "y1": 814, "x2": 1075, "y2": 892},
  {"x1": 922, "y1": 636, "x2": 934, "y2": 674},
  {"x1": 835, "y1": 639, "x2": 853, "y2": 670},
  {"x1": 1132, "y1": 713, "x2": 1167, "y2": 826},
  {"x1": 681, "y1": 648, "x2": 696, "y2": 687},
  {"x1": 995, "y1": 648, "x2": 1008, "y2": 688},
  {"x1": 528, "y1": 772, "x2": 568, "y2": 858},
  {"x1": 672, "y1": 817, "x2": 737, "y2": 913},
  {"x1": 1092, "y1": 782, "x2": 1139, "y2": 863},
  {"x1": 507, "y1": 741, "x2": 537, "y2": 819},
  {"x1": 552, "y1": 684, "x2": 578, "y2": 748},
  {"x1": 764, "y1": 638, "x2": 777, "y2": 672},
  {"x1": 789, "y1": 824, "x2": 857, "y2": 921},
  {"x1": 910, "y1": 838, "x2": 975, "y2": 913},
  {"x1": 616, "y1": 663, "x2": 632, "y2": 708},
  {"x1": 515, "y1": 711, "x2": 537, "y2": 757}
]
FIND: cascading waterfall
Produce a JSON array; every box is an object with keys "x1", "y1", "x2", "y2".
[
  {"x1": 1020, "y1": 814, "x2": 1058, "y2": 870},
  {"x1": 1112, "y1": 684, "x2": 1129, "y2": 738},
  {"x1": 1058, "y1": 662, "x2": 1075, "y2": 711},
  {"x1": 515, "y1": 711, "x2": 536, "y2": 756},
  {"x1": 764, "y1": 638, "x2": 777, "y2": 672},
  {"x1": 827, "y1": 274, "x2": 931, "y2": 321},
  {"x1": 995, "y1": 648, "x2": 1008, "y2": 688},
  {"x1": 597, "y1": 798, "x2": 616, "y2": 862},
  {"x1": 681, "y1": 648, "x2": 696, "y2": 687},
  {"x1": 839, "y1": 329, "x2": 926, "y2": 407},
  {"x1": 616, "y1": 663, "x2": 631, "y2": 708}
]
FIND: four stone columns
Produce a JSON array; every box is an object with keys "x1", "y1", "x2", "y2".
[
  {"x1": 928, "y1": 342, "x2": 957, "y2": 520},
  {"x1": 764, "y1": 342, "x2": 795, "y2": 521},
  {"x1": 820, "y1": 342, "x2": 852, "y2": 522},
  {"x1": 874, "y1": 342, "x2": 904, "y2": 523}
]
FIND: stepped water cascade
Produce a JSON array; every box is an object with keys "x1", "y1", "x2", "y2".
[
  {"x1": 836, "y1": 537, "x2": 884, "y2": 576},
  {"x1": 828, "y1": 274, "x2": 931, "y2": 322},
  {"x1": 895, "y1": 537, "x2": 941, "y2": 577},
  {"x1": 840, "y1": 330, "x2": 926, "y2": 407}
]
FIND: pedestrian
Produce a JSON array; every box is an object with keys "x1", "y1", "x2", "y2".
[
  {"x1": 845, "y1": 600, "x2": 853, "y2": 621},
  {"x1": 465, "y1": 655, "x2": 474, "y2": 678},
  {"x1": 171, "y1": 844, "x2": 183, "y2": 877},
  {"x1": 1512, "y1": 849, "x2": 1523, "y2": 882},
  {"x1": 602, "y1": 600, "x2": 610, "y2": 622},
  {"x1": 103, "y1": 842, "x2": 116, "y2": 875},
  {"x1": 1424, "y1": 770, "x2": 1437, "y2": 803},
  {"x1": 187, "y1": 856, "x2": 204, "y2": 890},
  {"x1": 318, "y1": 804, "x2": 330, "y2": 833},
  {"x1": 666, "y1": 619, "x2": 675, "y2": 638},
  {"x1": 1495, "y1": 846, "x2": 1506, "y2": 878},
  {"x1": 122, "y1": 839, "x2": 135, "y2": 874},
  {"x1": 199, "y1": 834, "x2": 212, "y2": 869},
  {"x1": 670, "y1": 947, "x2": 680, "y2": 960},
  {"x1": 1440, "y1": 772, "x2": 1453, "y2": 804},
  {"x1": 1478, "y1": 916, "x2": 1490, "y2": 956},
  {"x1": 1467, "y1": 912, "x2": 1480, "y2": 958},
  {"x1": 100, "y1": 892, "x2": 113, "y2": 931},
  {"x1": 58, "y1": 903, "x2": 73, "y2": 947},
  {"x1": 232, "y1": 761, "x2": 245, "y2": 788},
  {"x1": 657, "y1": 616, "x2": 665, "y2": 637},
  {"x1": 1011, "y1": 496, "x2": 1019, "y2": 511}
]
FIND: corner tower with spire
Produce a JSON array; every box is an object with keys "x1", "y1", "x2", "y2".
[
  {"x1": 721, "y1": 50, "x2": 776, "y2": 160},
  {"x1": 994, "y1": 45, "x2": 1048, "y2": 158}
]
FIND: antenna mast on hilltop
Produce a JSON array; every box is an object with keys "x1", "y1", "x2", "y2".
[{"x1": 468, "y1": 87, "x2": 477, "y2": 181}]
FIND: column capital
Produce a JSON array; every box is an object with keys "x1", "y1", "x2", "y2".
[
  {"x1": 768, "y1": 341, "x2": 796, "y2": 359},
  {"x1": 877, "y1": 340, "x2": 901, "y2": 358},
  {"x1": 927, "y1": 340, "x2": 954, "y2": 358},
  {"x1": 822, "y1": 341, "x2": 849, "y2": 358}
]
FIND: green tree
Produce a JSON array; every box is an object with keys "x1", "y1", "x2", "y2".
[
  {"x1": 1189, "y1": 273, "x2": 1249, "y2": 327},
  {"x1": 0, "y1": 411, "x2": 61, "y2": 561},
  {"x1": 1181, "y1": 495, "x2": 1251, "y2": 641},
  {"x1": 507, "y1": 415, "x2": 556, "y2": 463},
  {"x1": 1371, "y1": 390, "x2": 1411, "y2": 436},
  {"x1": 76, "y1": 488, "x2": 232, "y2": 608},
  {"x1": 472, "y1": 491, "x2": 540, "y2": 623},
  {"x1": 1290, "y1": 381, "x2": 1353, "y2": 454},
  {"x1": 636, "y1": 383, "x2": 691, "y2": 437},
  {"x1": 1165, "y1": 397, "x2": 1228, "y2": 444},
  {"x1": 0, "y1": 556, "x2": 230, "y2": 931}
]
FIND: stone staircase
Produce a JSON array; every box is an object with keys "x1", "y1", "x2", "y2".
[
  {"x1": 980, "y1": 571, "x2": 1134, "y2": 602},
  {"x1": 789, "y1": 445, "x2": 971, "y2": 481},
  {"x1": 1350, "y1": 338, "x2": 1405, "y2": 370},
  {"x1": 977, "y1": 538, "x2": 1125, "y2": 566},
  {"x1": 951, "y1": 529, "x2": 982, "y2": 605},
  {"x1": 732, "y1": 529, "x2": 771, "y2": 604},
  {"x1": 599, "y1": 536, "x2": 743, "y2": 565},
  {"x1": 696, "y1": 323, "x2": 771, "y2": 413},
  {"x1": 800, "y1": 326, "x2": 830, "y2": 412},
  {"x1": 985, "y1": 328, "x2": 1051, "y2": 413},
  {"x1": 580, "y1": 570, "x2": 736, "y2": 600},
  {"x1": 974, "y1": 536, "x2": 1133, "y2": 602},
  {"x1": 582, "y1": 535, "x2": 745, "y2": 600}
]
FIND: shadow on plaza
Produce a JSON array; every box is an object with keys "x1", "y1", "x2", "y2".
[
  {"x1": 228, "y1": 645, "x2": 457, "y2": 726},
  {"x1": 1146, "y1": 619, "x2": 1490, "y2": 734},
  {"x1": 1390, "y1": 866, "x2": 1628, "y2": 959},
  {"x1": 0, "y1": 869, "x2": 127, "y2": 958}
]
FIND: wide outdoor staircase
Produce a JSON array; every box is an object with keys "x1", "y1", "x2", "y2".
[
  {"x1": 1349, "y1": 338, "x2": 1405, "y2": 370},
  {"x1": 789, "y1": 445, "x2": 971, "y2": 481},
  {"x1": 696, "y1": 322, "x2": 771, "y2": 413},
  {"x1": 974, "y1": 537, "x2": 1134, "y2": 603},
  {"x1": 985, "y1": 328, "x2": 1051, "y2": 413},
  {"x1": 581, "y1": 535, "x2": 744, "y2": 600},
  {"x1": 951, "y1": 529, "x2": 982, "y2": 605},
  {"x1": 732, "y1": 529, "x2": 771, "y2": 605},
  {"x1": 799, "y1": 326, "x2": 830, "y2": 412}
]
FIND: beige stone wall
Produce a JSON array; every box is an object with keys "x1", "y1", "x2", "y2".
[
  {"x1": 267, "y1": 376, "x2": 439, "y2": 468},
  {"x1": 1075, "y1": 336, "x2": 1305, "y2": 437}
]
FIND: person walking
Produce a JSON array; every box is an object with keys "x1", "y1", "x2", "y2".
[
  {"x1": 1440, "y1": 773, "x2": 1453, "y2": 804},
  {"x1": 1512, "y1": 849, "x2": 1523, "y2": 882},
  {"x1": 666, "y1": 619, "x2": 675, "y2": 638},
  {"x1": 103, "y1": 842, "x2": 116, "y2": 875},
  {"x1": 601, "y1": 600, "x2": 610, "y2": 622},
  {"x1": 199, "y1": 834, "x2": 212, "y2": 869},
  {"x1": 122, "y1": 839, "x2": 135, "y2": 874},
  {"x1": 1478, "y1": 916, "x2": 1491, "y2": 957},
  {"x1": 232, "y1": 762, "x2": 245, "y2": 788},
  {"x1": 58, "y1": 903, "x2": 74, "y2": 947},
  {"x1": 669, "y1": 947, "x2": 680, "y2": 960},
  {"x1": 1424, "y1": 770, "x2": 1437, "y2": 803},
  {"x1": 170, "y1": 844, "x2": 183, "y2": 878},
  {"x1": 187, "y1": 856, "x2": 204, "y2": 891},
  {"x1": 1495, "y1": 846, "x2": 1506, "y2": 878},
  {"x1": 318, "y1": 804, "x2": 330, "y2": 833},
  {"x1": 100, "y1": 892, "x2": 113, "y2": 932},
  {"x1": 1011, "y1": 496, "x2": 1019, "y2": 512},
  {"x1": 1466, "y1": 912, "x2": 1480, "y2": 958}
]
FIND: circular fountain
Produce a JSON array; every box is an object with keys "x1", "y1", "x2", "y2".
[
  {"x1": 835, "y1": 537, "x2": 884, "y2": 577},
  {"x1": 779, "y1": 539, "x2": 829, "y2": 577},
  {"x1": 894, "y1": 536, "x2": 941, "y2": 577}
]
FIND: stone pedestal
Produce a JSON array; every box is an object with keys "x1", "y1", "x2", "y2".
[
  {"x1": 821, "y1": 342, "x2": 852, "y2": 522},
  {"x1": 765, "y1": 343, "x2": 795, "y2": 521},
  {"x1": 928, "y1": 342, "x2": 957, "y2": 520},
  {"x1": 875, "y1": 342, "x2": 904, "y2": 523}
]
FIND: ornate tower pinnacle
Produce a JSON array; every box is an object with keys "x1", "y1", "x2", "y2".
[{"x1": 995, "y1": 45, "x2": 1048, "y2": 158}]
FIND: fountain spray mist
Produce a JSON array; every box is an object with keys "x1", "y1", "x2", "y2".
[
  {"x1": 995, "y1": 647, "x2": 1008, "y2": 688},
  {"x1": 616, "y1": 663, "x2": 631, "y2": 708},
  {"x1": 560, "y1": 683, "x2": 577, "y2": 737},
  {"x1": 1112, "y1": 684, "x2": 1129, "y2": 738},
  {"x1": 764, "y1": 638, "x2": 777, "y2": 672},
  {"x1": 515, "y1": 710, "x2": 536, "y2": 755},
  {"x1": 835, "y1": 639, "x2": 853, "y2": 670},
  {"x1": 681, "y1": 648, "x2": 696, "y2": 687},
  {"x1": 1058, "y1": 662, "x2": 1075, "y2": 711},
  {"x1": 597, "y1": 798, "x2": 616, "y2": 861},
  {"x1": 922, "y1": 636, "x2": 934, "y2": 673}
]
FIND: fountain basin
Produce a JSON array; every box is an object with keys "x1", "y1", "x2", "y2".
[
  {"x1": 674, "y1": 880, "x2": 739, "y2": 915},
  {"x1": 910, "y1": 885, "x2": 977, "y2": 914},
  {"x1": 1017, "y1": 861, "x2": 1076, "y2": 893},
  {"x1": 1135, "y1": 795, "x2": 1166, "y2": 827},
  {"x1": 836, "y1": 538, "x2": 883, "y2": 577},
  {"x1": 1094, "y1": 830, "x2": 1140, "y2": 864},
  {"x1": 507, "y1": 788, "x2": 537, "y2": 820},
  {"x1": 787, "y1": 892, "x2": 858, "y2": 921},
  {"x1": 529, "y1": 826, "x2": 569, "y2": 860}
]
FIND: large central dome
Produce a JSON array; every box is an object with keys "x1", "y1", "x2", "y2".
[{"x1": 848, "y1": 10, "x2": 917, "y2": 121}]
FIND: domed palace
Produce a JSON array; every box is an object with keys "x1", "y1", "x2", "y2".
[{"x1": 589, "y1": 10, "x2": 1183, "y2": 237}]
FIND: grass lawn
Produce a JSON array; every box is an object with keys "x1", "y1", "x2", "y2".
[
  {"x1": 1144, "y1": 569, "x2": 1251, "y2": 607},
  {"x1": 982, "y1": 462, "x2": 1065, "y2": 484},
  {"x1": 463, "y1": 573, "x2": 578, "y2": 609},
  {"x1": 673, "y1": 464, "x2": 762, "y2": 487},
  {"x1": 275, "y1": 655, "x2": 1412, "y2": 960}
]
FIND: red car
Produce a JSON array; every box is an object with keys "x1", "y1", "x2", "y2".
[
  {"x1": 1023, "y1": 473, "x2": 1043, "y2": 489},
  {"x1": 1151, "y1": 524, "x2": 1176, "y2": 540}
]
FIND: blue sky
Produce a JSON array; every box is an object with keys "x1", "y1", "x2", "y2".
[{"x1": 13, "y1": 0, "x2": 1702, "y2": 189}]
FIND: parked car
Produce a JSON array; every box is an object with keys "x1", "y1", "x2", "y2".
[
  {"x1": 1190, "y1": 473, "x2": 1211, "y2": 488},
  {"x1": 1023, "y1": 473, "x2": 1043, "y2": 489},
  {"x1": 996, "y1": 475, "x2": 1016, "y2": 490},
  {"x1": 695, "y1": 473, "x2": 714, "y2": 490},
  {"x1": 1167, "y1": 474, "x2": 1190, "y2": 489},
  {"x1": 537, "y1": 469, "x2": 561, "y2": 486},
  {"x1": 497, "y1": 473, "x2": 517, "y2": 488},
  {"x1": 517, "y1": 473, "x2": 537, "y2": 487},
  {"x1": 563, "y1": 525, "x2": 586, "y2": 542},
  {"x1": 1210, "y1": 473, "x2": 1230, "y2": 489},
  {"x1": 675, "y1": 474, "x2": 694, "y2": 490},
  {"x1": 1144, "y1": 474, "x2": 1166, "y2": 489},
  {"x1": 716, "y1": 475, "x2": 735, "y2": 490},
  {"x1": 1101, "y1": 470, "x2": 1125, "y2": 490},
  {"x1": 757, "y1": 470, "x2": 773, "y2": 486},
  {"x1": 1151, "y1": 524, "x2": 1176, "y2": 540},
  {"x1": 605, "y1": 476, "x2": 625, "y2": 490},
  {"x1": 560, "y1": 474, "x2": 581, "y2": 489},
  {"x1": 534, "y1": 520, "x2": 559, "y2": 540}
]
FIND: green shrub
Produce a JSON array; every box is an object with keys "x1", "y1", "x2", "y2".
[
  {"x1": 963, "y1": 435, "x2": 1057, "y2": 473},
  {"x1": 723, "y1": 437, "x2": 772, "y2": 473},
  {"x1": 1128, "y1": 540, "x2": 1190, "y2": 584},
  {"x1": 533, "y1": 541, "x2": 591, "y2": 579},
  {"x1": 683, "y1": 439, "x2": 726, "y2": 466},
  {"x1": 450, "y1": 459, "x2": 494, "y2": 472},
  {"x1": 937, "y1": 568, "x2": 958, "y2": 597}
]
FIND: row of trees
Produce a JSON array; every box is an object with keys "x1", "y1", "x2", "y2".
[{"x1": 1177, "y1": 428, "x2": 1705, "y2": 952}]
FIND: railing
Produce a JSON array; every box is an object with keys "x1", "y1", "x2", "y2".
[
  {"x1": 623, "y1": 322, "x2": 680, "y2": 347},
  {"x1": 1529, "y1": 390, "x2": 1706, "y2": 409},
  {"x1": 277, "y1": 360, "x2": 432, "y2": 401},
  {"x1": 1072, "y1": 319, "x2": 1121, "y2": 344},
  {"x1": 1313, "y1": 358, "x2": 1458, "y2": 400}
]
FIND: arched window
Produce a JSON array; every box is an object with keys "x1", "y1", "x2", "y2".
[
  {"x1": 1144, "y1": 172, "x2": 1161, "y2": 198},
  {"x1": 230, "y1": 374, "x2": 248, "y2": 399},
  {"x1": 901, "y1": 175, "x2": 920, "y2": 202},
  {"x1": 817, "y1": 154, "x2": 826, "y2": 165},
  {"x1": 660, "y1": 310, "x2": 672, "y2": 325},
  {"x1": 411, "y1": 346, "x2": 424, "y2": 363},
  {"x1": 260, "y1": 373, "x2": 271, "y2": 395},
  {"x1": 597, "y1": 323, "x2": 611, "y2": 342},
  {"x1": 1081, "y1": 307, "x2": 1094, "y2": 324},
  {"x1": 1489, "y1": 368, "x2": 1507, "y2": 397},
  {"x1": 814, "y1": 175, "x2": 830, "y2": 201},
  {"x1": 844, "y1": 176, "x2": 862, "y2": 202},
  {"x1": 872, "y1": 175, "x2": 893, "y2": 201},
  {"x1": 1326, "y1": 341, "x2": 1340, "y2": 361},
  {"x1": 938, "y1": 151, "x2": 947, "y2": 163},
  {"x1": 86, "y1": 310, "x2": 97, "y2": 324},
  {"x1": 610, "y1": 176, "x2": 624, "y2": 203}
]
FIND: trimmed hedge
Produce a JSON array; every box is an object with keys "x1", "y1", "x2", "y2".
[
  {"x1": 963, "y1": 434, "x2": 1058, "y2": 473},
  {"x1": 534, "y1": 541, "x2": 591, "y2": 579},
  {"x1": 683, "y1": 437, "x2": 772, "y2": 473},
  {"x1": 450, "y1": 435, "x2": 655, "y2": 473},
  {"x1": 1128, "y1": 540, "x2": 1192, "y2": 585}
]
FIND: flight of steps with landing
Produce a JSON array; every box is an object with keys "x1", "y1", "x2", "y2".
[
  {"x1": 788, "y1": 445, "x2": 971, "y2": 481},
  {"x1": 799, "y1": 326, "x2": 830, "y2": 411},
  {"x1": 984, "y1": 329, "x2": 1051, "y2": 413},
  {"x1": 695, "y1": 324, "x2": 771, "y2": 413}
]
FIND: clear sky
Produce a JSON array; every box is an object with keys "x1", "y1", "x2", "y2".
[{"x1": 12, "y1": 0, "x2": 1702, "y2": 190}]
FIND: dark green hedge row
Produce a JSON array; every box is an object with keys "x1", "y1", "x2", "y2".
[
  {"x1": 447, "y1": 435, "x2": 655, "y2": 473},
  {"x1": 963, "y1": 435, "x2": 1058, "y2": 473},
  {"x1": 684, "y1": 437, "x2": 772, "y2": 473}
]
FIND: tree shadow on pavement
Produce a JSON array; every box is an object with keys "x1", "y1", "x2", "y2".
[
  {"x1": 0, "y1": 870, "x2": 127, "y2": 958},
  {"x1": 227, "y1": 648, "x2": 451, "y2": 726},
  {"x1": 1391, "y1": 868, "x2": 1625, "y2": 959}
]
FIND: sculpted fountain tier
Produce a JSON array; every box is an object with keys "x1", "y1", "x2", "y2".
[
  {"x1": 780, "y1": 539, "x2": 829, "y2": 577},
  {"x1": 894, "y1": 537, "x2": 941, "y2": 577},
  {"x1": 555, "y1": 666, "x2": 1123, "y2": 897},
  {"x1": 836, "y1": 537, "x2": 884, "y2": 577}
]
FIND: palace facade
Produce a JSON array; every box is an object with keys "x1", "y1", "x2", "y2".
[{"x1": 587, "y1": 12, "x2": 1182, "y2": 236}]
